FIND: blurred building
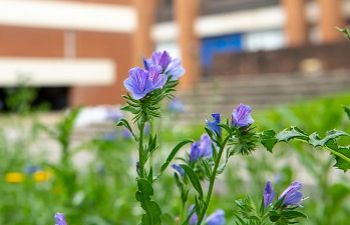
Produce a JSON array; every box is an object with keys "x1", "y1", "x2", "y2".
[{"x1": 0, "y1": 0, "x2": 349, "y2": 109}]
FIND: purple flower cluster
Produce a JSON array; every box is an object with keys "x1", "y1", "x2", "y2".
[
  {"x1": 144, "y1": 51, "x2": 185, "y2": 80},
  {"x1": 189, "y1": 134, "x2": 212, "y2": 162},
  {"x1": 55, "y1": 213, "x2": 67, "y2": 225},
  {"x1": 124, "y1": 51, "x2": 185, "y2": 100},
  {"x1": 189, "y1": 207, "x2": 225, "y2": 225},
  {"x1": 263, "y1": 181, "x2": 304, "y2": 208},
  {"x1": 206, "y1": 104, "x2": 254, "y2": 135}
]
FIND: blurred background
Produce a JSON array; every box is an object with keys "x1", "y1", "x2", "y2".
[
  {"x1": 0, "y1": 0, "x2": 349, "y2": 113},
  {"x1": 0, "y1": 0, "x2": 350, "y2": 225}
]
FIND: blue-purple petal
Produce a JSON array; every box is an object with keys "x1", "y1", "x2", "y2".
[
  {"x1": 171, "y1": 164, "x2": 185, "y2": 177},
  {"x1": 206, "y1": 113, "x2": 221, "y2": 135},
  {"x1": 124, "y1": 67, "x2": 166, "y2": 100},
  {"x1": 145, "y1": 50, "x2": 185, "y2": 80},
  {"x1": 189, "y1": 134, "x2": 212, "y2": 162},
  {"x1": 232, "y1": 104, "x2": 254, "y2": 127},
  {"x1": 55, "y1": 213, "x2": 68, "y2": 225},
  {"x1": 279, "y1": 181, "x2": 303, "y2": 206},
  {"x1": 205, "y1": 210, "x2": 226, "y2": 225},
  {"x1": 263, "y1": 181, "x2": 275, "y2": 208}
]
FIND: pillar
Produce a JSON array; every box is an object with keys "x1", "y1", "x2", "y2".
[
  {"x1": 174, "y1": 0, "x2": 200, "y2": 89},
  {"x1": 281, "y1": 0, "x2": 309, "y2": 47},
  {"x1": 318, "y1": 0, "x2": 345, "y2": 43},
  {"x1": 133, "y1": 0, "x2": 157, "y2": 65}
]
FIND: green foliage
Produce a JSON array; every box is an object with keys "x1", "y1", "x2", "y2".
[
  {"x1": 260, "y1": 121, "x2": 350, "y2": 171},
  {"x1": 136, "y1": 178, "x2": 162, "y2": 225},
  {"x1": 233, "y1": 197, "x2": 306, "y2": 225}
]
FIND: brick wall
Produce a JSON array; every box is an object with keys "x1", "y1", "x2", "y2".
[{"x1": 0, "y1": 25, "x2": 133, "y2": 106}]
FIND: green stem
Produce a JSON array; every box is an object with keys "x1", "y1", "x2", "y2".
[
  {"x1": 138, "y1": 121, "x2": 145, "y2": 178},
  {"x1": 196, "y1": 137, "x2": 230, "y2": 225},
  {"x1": 327, "y1": 147, "x2": 350, "y2": 164}
]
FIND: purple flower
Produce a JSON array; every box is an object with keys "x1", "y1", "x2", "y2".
[
  {"x1": 188, "y1": 205, "x2": 198, "y2": 225},
  {"x1": 168, "y1": 98, "x2": 185, "y2": 113},
  {"x1": 231, "y1": 104, "x2": 254, "y2": 127},
  {"x1": 171, "y1": 164, "x2": 185, "y2": 177},
  {"x1": 188, "y1": 207, "x2": 225, "y2": 225},
  {"x1": 124, "y1": 67, "x2": 167, "y2": 100},
  {"x1": 189, "y1": 134, "x2": 212, "y2": 162},
  {"x1": 279, "y1": 181, "x2": 303, "y2": 206},
  {"x1": 205, "y1": 210, "x2": 226, "y2": 225},
  {"x1": 206, "y1": 113, "x2": 221, "y2": 135},
  {"x1": 55, "y1": 213, "x2": 67, "y2": 225},
  {"x1": 189, "y1": 213, "x2": 198, "y2": 225},
  {"x1": 144, "y1": 51, "x2": 185, "y2": 80},
  {"x1": 263, "y1": 181, "x2": 276, "y2": 208}
]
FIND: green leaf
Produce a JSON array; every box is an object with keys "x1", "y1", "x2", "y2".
[
  {"x1": 281, "y1": 210, "x2": 307, "y2": 219},
  {"x1": 121, "y1": 105, "x2": 140, "y2": 114},
  {"x1": 344, "y1": 106, "x2": 350, "y2": 120},
  {"x1": 309, "y1": 130, "x2": 349, "y2": 147},
  {"x1": 334, "y1": 147, "x2": 350, "y2": 171},
  {"x1": 136, "y1": 178, "x2": 162, "y2": 225},
  {"x1": 260, "y1": 129, "x2": 277, "y2": 152},
  {"x1": 160, "y1": 140, "x2": 193, "y2": 173},
  {"x1": 116, "y1": 118, "x2": 136, "y2": 139},
  {"x1": 325, "y1": 141, "x2": 350, "y2": 172},
  {"x1": 180, "y1": 164, "x2": 203, "y2": 198},
  {"x1": 338, "y1": 27, "x2": 350, "y2": 40},
  {"x1": 276, "y1": 126, "x2": 308, "y2": 142}
]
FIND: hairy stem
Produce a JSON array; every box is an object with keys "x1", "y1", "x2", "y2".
[
  {"x1": 138, "y1": 121, "x2": 145, "y2": 178},
  {"x1": 196, "y1": 136, "x2": 230, "y2": 225}
]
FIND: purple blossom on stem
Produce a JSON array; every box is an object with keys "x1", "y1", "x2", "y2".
[
  {"x1": 205, "y1": 210, "x2": 226, "y2": 225},
  {"x1": 144, "y1": 51, "x2": 185, "y2": 80},
  {"x1": 279, "y1": 181, "x2": 303, "y2": 206},
  {"x1": 55, "y1": 213, "x2": 68, "y2": 225},
  {"x1": 263, "y1": 181, "x2": 276, "y2": 208},
  {"x1": 171, "y1": 164, "x2": 185, "y2": 177},
  {"x1": 189, "y1": 213, "x2": 198, "y2": 225},
  {"x1": 188, "y1": 207, "x2": 225, "y2": 225},
  {"x1": 124, "y1": 66, "x2": 167, "y2": 100},
  {"x1": 231, "y1": 104, "x2": 254, "y2": 127},
  {"x1": 206, "y1": 113, "x2": 221, "y2": 135},
  {"x1": 188, "y1": 205, "x2": 198, "y2": 225},
  {"x1": 189, "y1": 134, "x2": 212, "y2": 162}
]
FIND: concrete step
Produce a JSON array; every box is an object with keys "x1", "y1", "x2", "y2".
[{"x1": 175, "y1": 71, "x2": 350, "y2": 123}]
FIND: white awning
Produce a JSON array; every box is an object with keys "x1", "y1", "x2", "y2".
[
  {"x1": 0, "y1": 58, "x2": 116, "y2": 87},
  {"x1": 0, "y1": 0, "x2": 136, "y2": 33}
]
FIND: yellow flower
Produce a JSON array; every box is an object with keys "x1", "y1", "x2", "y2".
[
  {"x1": 5, "y1": 172, "x2": 24, "y2": 183},
  {"x1": 33, "y1": 170, "x2": 52, "y2": 182}
]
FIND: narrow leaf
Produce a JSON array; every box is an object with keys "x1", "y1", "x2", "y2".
[
  {"x1": 180, "y1": 164, "x2": 203, "y2": 198},
  {"x1": 160, "y1": 140, "x2": 193, "y2": 173}
]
